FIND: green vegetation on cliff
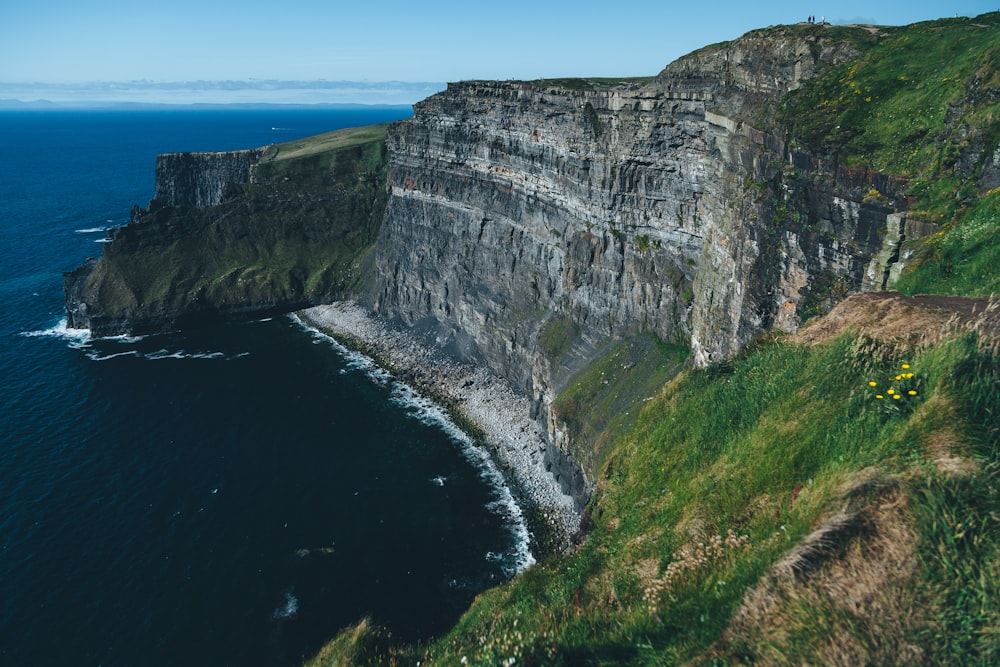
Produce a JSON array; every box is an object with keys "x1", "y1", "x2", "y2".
[
  {"x1": 79, "y1": 124, "x2": 390, "y2": 331},
  {"x1": 306, "y1": 13, "x2": 1000, "y2": 666},
  {"x1": 778, "y1": 13, "x2": 1000, "y2": 293}
]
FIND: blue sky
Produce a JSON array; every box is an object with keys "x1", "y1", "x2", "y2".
[{"x1": 1, "y1": 0, "x2": 996, "y2": 104}]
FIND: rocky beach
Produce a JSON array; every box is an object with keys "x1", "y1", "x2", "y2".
[{"x1": 297, "y1": 301, "x2": 582, "y2": 553}]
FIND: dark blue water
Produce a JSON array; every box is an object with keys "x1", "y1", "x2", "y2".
[{"x1": 0, "y1": 109, "x2": 528, "y2": 666}]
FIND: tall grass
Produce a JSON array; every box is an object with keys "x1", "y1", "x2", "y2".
[{"x1": 303, "y1": 15, "x2": 1000, "y2": 666}]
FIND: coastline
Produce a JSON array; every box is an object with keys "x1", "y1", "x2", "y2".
[{"x1": 296, "y1": 301, "x2": 581, "y2": 555}]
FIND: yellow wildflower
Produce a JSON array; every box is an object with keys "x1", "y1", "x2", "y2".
[
  {"x1": 908, "y1": 390, "x2": 917, "y2": 396},
  {"x1": 869, "y1": 381, "x2": 878, "y2": 387},
  {"x1": 893, "y1": 394, "x2": 901, "y2": 400},
  {"x1": 902, "y1": 364, "x2": 910, "y2": 369},
  {"x1": 887, "y1": 389, "x2": 895, "y2": 395},
  {"x1": 876, "y1": 395, "x2": 884, "y2": 399}
]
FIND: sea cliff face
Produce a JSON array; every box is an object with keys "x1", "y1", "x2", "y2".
[
  {"x1": 369, "y1": 27, "x2": 926, "y2": 489},
  {"x1": 65, "y1": 27, "x2": 937, "y2": 501},
  {"x1": 152, "y1": 148, "x2": 266, "y2": 209}
]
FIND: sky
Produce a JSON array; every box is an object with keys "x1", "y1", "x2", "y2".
[{"x1": 1, "y1": 0, "x2": 996, "y2": 105}]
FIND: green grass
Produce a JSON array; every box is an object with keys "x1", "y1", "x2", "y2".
[
  {"x1": 552, "y1": 334, "x2": 687, "y2": 476},
  {"x1": 912, "y1": 470, "x2": 1000, "y2": 664},
  {"x1": 301, "y1": 14, "x2": 1000, "y2": 665},
  {"x1": 779, "y1": 15, "x2": 1000, "y2": 181},
  {"x1": 308, "y1": 326, "x2": 1000, "y2": 665},
  {"x1": 775, "y1": 13, "x2": 1000, "y2": 298},
  {"x1": 261, "y1": 124, "x2": 391, "y2": 164},
  {"x1": 537, "y1": 315, "x2": 581, "y2": 362},
  {"x1": 893, "y1": 189, "x2": 1000, "y2": 296}
]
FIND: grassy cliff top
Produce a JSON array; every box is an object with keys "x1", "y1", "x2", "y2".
[
  {"x1": 80, "y1": 123, "x2": 391, "y2": 327},
  {"x1": 520, "y1": 77, "x2": 656, "y2": 91},
  {"x1": 310, "y1": 292, "x2": 1000, "y2": 666},
  {"x1": 779, "y1": 13, "x2": 1000, "y2": 205},
  {"x1": 260, "y1": 123, "x2": 390, "y2": 164}
]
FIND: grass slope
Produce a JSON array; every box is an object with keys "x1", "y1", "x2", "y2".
[
  {"x1": 309, "y1": 305, "x2": 999, "y2": 666},
  {"x1": 778, "y1": 12, "x2": 1000, "y2": 287}
]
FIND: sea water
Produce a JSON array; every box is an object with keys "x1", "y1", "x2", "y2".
[{"x1": 0, "y1": 109, "x2": 527, "y2": 666}]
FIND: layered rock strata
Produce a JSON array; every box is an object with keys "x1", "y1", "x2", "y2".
[
  {"x1": 65, "y1": 26, "x2": 939, "y2": 515},
  {"x1": 369, "y1": 28, "x2": 924, "y2": 501},
  {"x1": 152, "y1": 148, "x2": 266, "y2": 209}
]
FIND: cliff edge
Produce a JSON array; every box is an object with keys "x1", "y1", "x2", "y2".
[{"x1": 64, "y1": 126, "x2": 389, "y2": 336}]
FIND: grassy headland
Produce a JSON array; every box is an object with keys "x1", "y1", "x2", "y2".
[{"x1": 83, "y1": 125, "x2": 390, "y2": 326}]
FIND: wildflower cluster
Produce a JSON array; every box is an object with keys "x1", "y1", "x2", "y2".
[
  {"x1": 453, "y1": 613, "x2": 558, "y2": 666},
  {"x1": 867, "y1": 362, "x2": 922, "y2": 416},
  {"x1": 643, "y1": 529, "x2": 751, "y2": 616}
]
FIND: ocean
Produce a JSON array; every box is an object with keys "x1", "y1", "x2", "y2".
[{"x1": 0, "y1": 109, "x2": 528, "y2": 666}]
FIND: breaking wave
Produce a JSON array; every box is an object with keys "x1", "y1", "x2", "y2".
[
  {"x1": 20, "y1": 318, "x2": 91, "y2": 348},
  {"x1": 85, "y1": 347, "x2": 250, "y2": 362}
]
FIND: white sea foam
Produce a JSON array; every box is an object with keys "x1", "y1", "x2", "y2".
[
  {"x1": 293, "y1": 312, "x2": 535, "y2": 574},
  {"x1": 102, "y1": 333, "x2": 149, "y2": 344},
  {"x1": 272, "y1": 589, "x2": 299, "y2": 620},
  {"x1": 291, "y1": 314, "x2": 390, "y2": 385},
  {"x1": 74, "y1": 226, "x2": 107, "y2": 233},
  {"x1": 86, "y1": 350, "x2": 141, "y2": 361},
  {"x1": 20, "y1": 318, "x2": 91, "y2": 348},
  {"x1": 76, "y1": 337, "x2": 247, "y2": 362},
  {"x1": 144, "y1": 349, "x2": 226, "y2": 361}
]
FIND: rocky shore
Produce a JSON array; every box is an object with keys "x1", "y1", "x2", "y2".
[{"x1": 297, "y1": 301, "x2": 582, "y2": 554}]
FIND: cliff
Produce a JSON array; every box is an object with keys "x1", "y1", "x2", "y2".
[
  {"x1": 64, "y1": 126, "x2": 389, "y2": 335},
  {"x1": 152, "y1": 148, "x2": 266, "y2": 209},
  {"x1": 63, "y1": 13, "x2": 1000, "y2": 666},
  {"x1": 65, "y1": 17, "x2": 1000, "y2": 502},
  {"x1": 369, "y1": 24, "x2": 926, "y2": 487}
]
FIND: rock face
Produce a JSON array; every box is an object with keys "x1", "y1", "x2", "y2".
[
  {"x1": 369, "y1": 27, "x2": 926, "y2": 495},
  {"x1": 64, "y1": 25, "x2": 942, "y2": 506},
  {"x1": 152, "y1": 148, "x2": 266, "y2": 209}
]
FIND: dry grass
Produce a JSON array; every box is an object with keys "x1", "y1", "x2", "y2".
[
  {"x1": 699, "y1": 469, "x2": 930, "y2": 666},
  {"x1": 308, "y1": 617, "x2": 377, "y2": 667},
  {"x1": 911, "y1": 394, "x2": 981, "y2": 476},
  {"x1": 791, "y1": 292, "x2": 1000, "y2": 350}
]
